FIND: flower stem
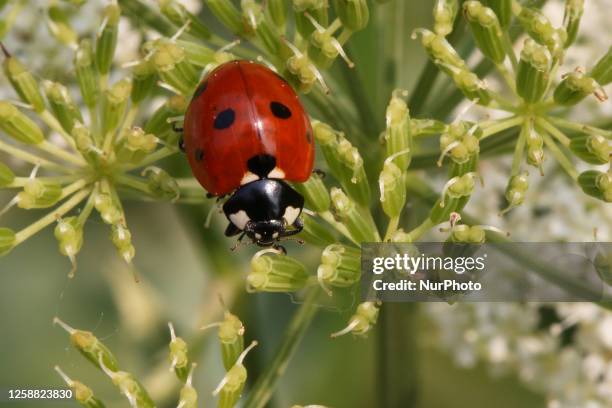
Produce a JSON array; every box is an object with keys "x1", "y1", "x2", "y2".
[
  {"x1": 38, "y1": 141, "x2": 86, "y2": 167},
  {"x1": 319, "y1": 211, "x2": 359, "y2": 245},
  {"x1": 121, "y1": 147, "x2": 177, "y2": 171},
  {"x1": 541, "y1": 131, "x2": 578, "y2": 180},
  {"x1": 537, "y1": 118, "x2": 571, "y2": 146},
  {"x1": 481, "y1": 116, "x2": 522, "y2": 139},
  {"x1": 547, "y1": 116, "x2": 612, "y2": 139},
  {"x1": 384, "y1": 215, "x2": 400, "y2": 242},
  {"x1": 243, "y1": 286, "x2": 321, "y2": 408},
  {"x1": 0, "y1": 139, "x2": 70, "y2": 172},
  {"x1": 511, "y1": 119, "x2": 527, "y2": 175},
  {"x1": 14, "y1": 187, "x2": 92, "y2": 245},
  {"x1": 38, "y1": 110, "x2": 78, "y2": 151}
]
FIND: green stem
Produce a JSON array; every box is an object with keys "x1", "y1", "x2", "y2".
[
  {"x1": 536, "y1": 118, "x2": 571, "y2": 146},
  {"x1": 495, "y1": 62, "x2": 517, "y2": 94},
  {"x1": 7, "y1": 175, "x2": 81, "y2": 187},
  {"x1": 403, "y1": 218, "x2": 434, "y2": 242},
  {"x1": 503, "y1": 32, "x2": 518, "y2": 70},
  {"x1": 14, "y1": 187, "x2": 92, "y2": 244},
  {"x1": 37, "y1": 141, "x2": 87, "y2": 167},
  {"x1": 541, "y1": 131, "x2": 578, "y2": 180},
  {"x1": 121, "y1": 147, "x2": 177, "y2": 171},
  {"x1": 38, "y1": 110, "x2": 78, "y2": 151},
  {"x1": 383, "y1": 216, "x2": 400, "y2": 242},
  {"x1": 511, "y1": 119, "x2": 528, "y2": 175},
  {"x1": 115, "y1": 174, "x2": 151, "y2": 195},
  {"x1": 0, "y1": 139, "x2": 69, "y2": 172},
  {"x1": 547, "y1": 116, "x2": 612, "y2": 139},
  {"x1": 319, "y1": 211, "x2": 359, "y2": 245},
  {"x1": 243, "y1": 287, "x2": 321, "y2": 408},
  {"x1": 481, "y1": 116, "x2": 522, "y2": 138}
]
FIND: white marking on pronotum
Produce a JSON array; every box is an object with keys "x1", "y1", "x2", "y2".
[
  {"x1": 268, "y1": 167, "x2": 285, "y2": 179},
  {"x1": 240, "y1": 171, "x2": 259, "y2": 185},
  {"x1": 283, "y1": 206, "x2": 300, "y2": 225},
  {"x1": 229, "y1": 210, "x2": 250, "y2": 230}
]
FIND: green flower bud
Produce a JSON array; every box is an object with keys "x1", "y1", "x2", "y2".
[
  {"x1": 159, "y1": 0, "x2": 210, "y2": 39},
  {"x1": 446, "y1": 65, "x2": 491, "y2": 105},
  {"x1": 554, "y1": 70, "x2": 607, "y2": 106},
  {"x1": 144, "y1": 95, "x2": 187, "y2": 146},
  {"x1": 248, "y1": 250, "x2": 309, "y2": 292},
  {"x1": 313, "y1": 121, "x2": 370, "y2": 206},
  {"x1": 168, "y1": 322, "x2": 190, "y2": 382},
  {"x1": 17, "y1": 179, "x2": 62, "y2": 209},
  {"x1": 331, "y1": 302, "x2": 379, "y2": 338},
  {"x1": 483, "y1": 0, "x2": 511, "y2": 28},
  {"x1": 2, "y1": 53, "x2": 45, "y2": 113},
  {"x1": 563, "y1": 0, "x2": 584, "y2": 48},
  {"x1": 307, "y1": 22, "x2": 353, "y2": 69},
  {"x1": 54, "y1": 366, "x2": 106, "y2": 408},
  {"x1": 54, "y1": 317, "x2": 119, "y2": 372},
  {"x1": 525, "y1": 126, "x2": 545, "y2": 168},
  {"x1": 414, "y1": 28, "x2": 466, "y2": 73},
  {"x1": 411, "y1": 119, "x2": 447, "y2": 135},
  {"x1": 131, "y1": 59, "x2": 156, "y2": 104},
  {"x1": 100, "y1": 78, "x2": 131, "y2": 136},
  {"x1": 430, "y1": 172, "x2": 478, "y2": 223},
  {"x1": 379, "y1": 161, "x2": 405, "y2": 218},
  {"x1": 266, "y1": 0, "x2": 287, "y2": 29},
  {"x1": 433, "y1": 0, "x2": 458, "y2": 36},
  {"x1": 206, "y1": 0, "x2": 243, "y2": 36},
  {"x1": 114, "y1": 127, "x2": 157, "y2": 164},
  {"x1": 333, "y1": 0, "x2": 369, "y2": 32},
  {"x1": 517, "y1": 7, "x2": 564, "y2": 59},
  {"x1": 337, "y1": 138, "x2": 371, "y2": 206},
  {"x1": 578, "y1": 170, "x2": 612, "y2": 202},
  {"x1": 72, "y1": 123, "x2": 103, "y2": 165},
  {"x1": 570, "y1": 134, "x2": 610, "y2": 165},
  {"x1": 94, "y1": 191, "x2": 123, "y2": 225},
  {"x1": 450, "y1": 224, "x2": 485, "y2": 243},
  {"x1": 0, "y1": 227, "x2": 16, "y2": 256},
  {"x1": 516, "y1": 39, "x2": 551, "y2": 103},
  {"x1": 111, "y1": 224, "x2": 135, "y2": 264},
  {"x1": 463, "y1": 1, "x2": 506, "y2": 64},
  {"x1": 298, "y1": 214, "x2": 336, "y2": 246},
  {"x1": 212, "y1": 312, "x2": 245, "y2": 371},
  {"x1": 95, "y1": 3, "x2": 120, "y2": 76},
  {"x1": 384, "y1": 91, "x2": 412, "y2": 170},
  {"x1": 214, "y1": 341, "x2": 257, "y2": 408},
  {"x1": 0, "y1": 101, "x2": 44, "y2": 144},
  {"x1": 177, "y1": 364, "x2": 198, "y2": 408},
  {"x1": 47, "y1": 5, "x2": 78, "y2": 47},
  {"x1": 292, "y1": 172, "x2": 330, "y2": 213},
  {"x1": 74, "y1": 39, "x2": 99, "y2": 108},
  {"x1": 293, "y1": 0, "x2": 328, "y2": 39},
  {"x1": 100, "y1": 365, "x2": 155, "y2": 408},
  {"x1": 317, "y1": 244, "x2": 360, "y2": 294},
  {"x1": 142, "y1": 166, "x2": 180, "y2": 201},
  {"x1": 591, "y1": 47, "x2": 612, "y2": 86},
  {"x1": 330, "y1": 187, "x2": 379, "y2": 242},
  {"x1": 43, "y1": 81, "x2": 83, "y2": 133},
  {"x1": 54, "y1": 216, "x2": 84, "y2": 277},
  {"x1": 0, "y1": 161, "x2": 15, "y2": 187},
  {"x1": 439, "y1": 122, "x2": 481, "y2": 165},
  {"x1": 151, "y1": 40, "x2": 200, "y2": 96},
  {"x1": 284, "y1": 51, "x2": 321, "y2": 93},
  {"x1": 503, "y1": 172, "x2": 529, "y2": 211}
]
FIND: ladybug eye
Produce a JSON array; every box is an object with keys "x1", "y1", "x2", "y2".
[
  {"x1": 214, "y1": 109, "x2": 235, "y2": 129},
  {"x1": 270, "y1": 101, "x2": 291, "y2": 119}
]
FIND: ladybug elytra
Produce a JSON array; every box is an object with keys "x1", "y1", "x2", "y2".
[{"x1": 182, "y1": 60, "x2": 315, "y2": 249}]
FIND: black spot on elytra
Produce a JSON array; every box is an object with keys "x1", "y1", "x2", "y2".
[
  {"x1": 214, "y1": 109, "x2": 235, "y2": 129},
  {"x1": 247, "y1": 154, "x2": 276, "y2": 178},
  {"x1": 192, "y1": 81, "x2": 207, "y2": 99},
  {"x1": 195, "y1": 148, "x2": 204, "y2": 161},
  {"x1": 270, "y1": 101, "x2": 292, "y2": 119}
]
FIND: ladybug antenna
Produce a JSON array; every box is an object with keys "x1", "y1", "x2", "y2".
[{"x1": 0, "y1": 42, "x2": 11, "y2": 58}]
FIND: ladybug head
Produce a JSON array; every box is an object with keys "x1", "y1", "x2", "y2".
[{"x1": 222, "y1": 179, "x2": 304, "y2": 247}]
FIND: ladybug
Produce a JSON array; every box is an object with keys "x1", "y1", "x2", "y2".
[{"x1": 182, "y1": 60, "x2": 315, "y2": 249}]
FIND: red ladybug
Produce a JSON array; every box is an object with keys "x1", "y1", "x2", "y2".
[{"x1": 182, "y1": 60, "x2": 315, "y2": 248}]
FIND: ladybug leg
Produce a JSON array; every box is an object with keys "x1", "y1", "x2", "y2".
[
  {"x1": 172, "y1": 121, "x2": 183, "y2": 133},
  {"x1": 206, "y1": 192, "x2": 215, "y2": 199},
  {"x1": 272, "y1": 243, "x2": 287, "y2": 255},
  {"x1": 178, "y1": 137, "x2": 185, "y2": 152},
  {"x1": 312, "y1": 169, "x2": 326, "y2": 179},
  {"x1": 224, "y1": 222, "x2": 241, "y2": 237}
]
